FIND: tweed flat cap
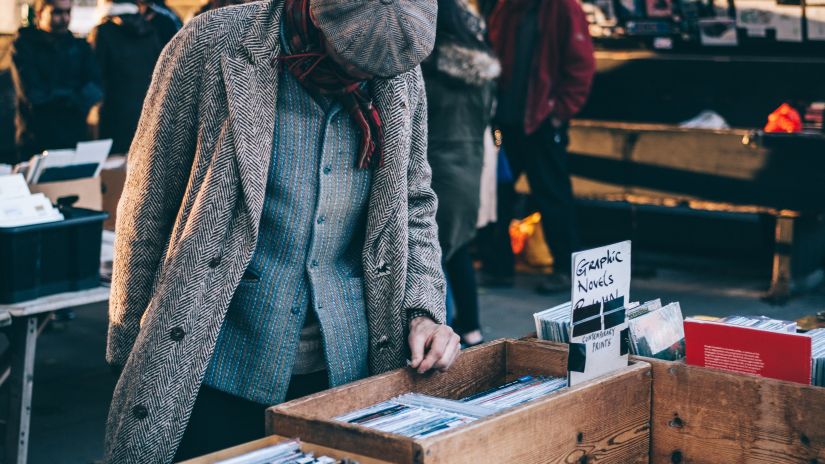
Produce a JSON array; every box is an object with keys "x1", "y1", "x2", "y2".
[{"x1": 310, "y1": 0, "x2": 437, "y2": 78}]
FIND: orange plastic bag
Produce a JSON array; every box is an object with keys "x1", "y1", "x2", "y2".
[
  {"x1": 509, "y1": 212, "x2": 541, "y2": 255},
  {"x1": 764, "y1": 103, "x2": 802, "y2": 133}
]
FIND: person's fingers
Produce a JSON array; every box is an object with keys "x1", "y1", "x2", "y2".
[
  {"x1": 408, "y1": 329, "x2": 428, "y2": 369},
  {"x1": 418, "y1": 327, "x2": 451, "y2": 374},
  {"x1": 435, "y1": 334, "x2": 462, "y2": 372},
  {"x1": 408, "y1": 320, "x2": 435, "y2": 369}
]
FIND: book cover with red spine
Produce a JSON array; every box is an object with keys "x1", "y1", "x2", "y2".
[{"x1": 684, "y1": 319, "x2": 812, "y2": 385}]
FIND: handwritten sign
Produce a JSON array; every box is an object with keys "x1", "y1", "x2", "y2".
[
  {"x1": 567, "y1": 241, "x2": 632, "y2": 386},
  {"x1": 571, "y1": 240, "x2": 631, "y2": 309}
]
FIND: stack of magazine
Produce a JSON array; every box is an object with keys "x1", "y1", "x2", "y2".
[
  {"x1": 533, "y1": 302, "x2": 572, "y2": 343},
  {"x1": 809, "y1": 328, "x2": 825, "y2": 387},
  {"x1": 461, "y1": 376, "x2": 568, "y2": 411},
  {"x1": 336, "y1": 376, "x2": 567, "y2": 438},
  {"x1": 533, "y1": 299, "x2": 686, "y2": 361},
  {"x1": 335, "y1": 394, "x2": 488, "y2": 439},
  {"x1": 626, "y1": 300, "x2": 686, "y2": 361},
  {"x1": 718, "y1": 315, "x2": 797, "y2": 333},
  {"x1": 215, "y1": 439, "x2": 337, "y2": 464}
]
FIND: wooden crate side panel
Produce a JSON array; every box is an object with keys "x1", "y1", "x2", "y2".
[
  {"x1": 505, "y1": 340, "x2": 569, "y2": 381},
  {"x1": 650, "y1": 360, "x2": 825, "y2": 463},
  {"x1": 274, "y1": 341, "x2": 507, "y2": 419},
  {"x1": 268, "y1": 413, "x2": 420, "y2": 464},
  {"x1": 421, "y1": 363, "x2": 652, "y2": 464}
]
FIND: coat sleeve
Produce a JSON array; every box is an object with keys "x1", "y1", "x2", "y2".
[
  {"x1": 550, "y1": 0, "x2": 596, "y2": 121},
  {"x1": 403, "y1": 69, "x2": 447, "y2": 326},
  {"x1": 106, "y1": 18, "x2": 207, "y2": 367}
]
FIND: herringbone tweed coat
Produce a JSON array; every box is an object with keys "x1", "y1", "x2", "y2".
[{"x1": 104, "y1": 1, "x2": 445, "y2": 462}]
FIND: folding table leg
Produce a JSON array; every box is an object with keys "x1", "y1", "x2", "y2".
[{"x1": 5, "y1": 316, "x2": 38, "y2": 464}]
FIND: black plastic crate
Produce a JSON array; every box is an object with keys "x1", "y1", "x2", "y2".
[{"x1": 0, "y1": 207, "x2": 107, "y2": 304}]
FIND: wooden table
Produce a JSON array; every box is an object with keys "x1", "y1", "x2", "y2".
[{"x1": 0, "y1": 286, "x2": 110, "y2": 464}]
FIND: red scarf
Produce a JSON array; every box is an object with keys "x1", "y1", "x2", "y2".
[{"x1": 275, "y1": 0, "x2": 384, "y2": 169}]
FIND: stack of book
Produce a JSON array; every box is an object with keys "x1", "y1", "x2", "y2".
[
  {"x1": 810, "y1": 328, "x2": 825, "y2": 387},
  {"x1": 215, "y1": 439, "x2": 336, "y2": 464},
  {"x1": 336, "y1": 376, "x2": 568, "y2": 438}
]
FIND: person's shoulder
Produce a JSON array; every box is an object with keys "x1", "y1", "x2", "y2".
[
  {"x1": 12, "y1": 26, "x2": 38, "y2": 47},
  {"x1": 182, "y1": 1, "x2": 266, "y2": 41}
]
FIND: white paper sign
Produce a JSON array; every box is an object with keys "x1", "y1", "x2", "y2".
[
  {"x1": 568, "y1": 241, "x2": 632, "y2": 386},
  {"x1": 571, "y1": 240, "x2": 631, "y2": 310},
  {"x1": 568, "y1": 319, "x2": 629, "y2": 386}
]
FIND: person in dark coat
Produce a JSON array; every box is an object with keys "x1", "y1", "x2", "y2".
[
  {"x1": 486, "y1": 0, "x2": 596, "y2": 293},
  {"x1": 137, "y1": 0, "x2": 180, "y2": 47},
  {"x1": 423, "y1": 0, "x2": 499, "y2": 346},
  {"x1": 89, "y1": 0, "x2": 163, "y2": 155},
  {"x1": 10, "y1": 0, "x2": 102, "y2": 162}
]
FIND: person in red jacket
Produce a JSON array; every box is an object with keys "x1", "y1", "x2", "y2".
[{"x1": 486, "y1": 0, "x2": 596, "y2": 293}]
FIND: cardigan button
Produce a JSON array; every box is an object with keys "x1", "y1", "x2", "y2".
[
  {"x1": 132, "y1": 404, "x2": 148, "y2": 420},
  {"x1": 169, "y1": 327, "x2": 185, "y2": 342}
]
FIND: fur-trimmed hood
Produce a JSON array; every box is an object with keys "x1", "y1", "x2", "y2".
[{"x1": 433, "y1": 40, "x2": 500, "y2": 87}]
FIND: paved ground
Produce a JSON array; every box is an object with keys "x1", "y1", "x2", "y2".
[{"x1": 16, "y1": 255, "x2": 825, "y2": 463}]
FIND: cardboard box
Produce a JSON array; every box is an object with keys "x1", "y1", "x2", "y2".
[
  {"x1": 268, "y1": 339, "x2": 652, "y2": 464},
  {"x1": 29, "y1": 177, "x2": 102, "y2": 211},
  {"x1": 100, "y1": 156, "x2": 127, "y2": 231}
]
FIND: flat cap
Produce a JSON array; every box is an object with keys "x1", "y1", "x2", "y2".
[{"x1": 310, "y1": 0, "x2": 438, "y2": 78}]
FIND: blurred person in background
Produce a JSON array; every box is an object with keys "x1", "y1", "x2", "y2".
[
  {"x1": 137, "y1": 0, "x2": 180, "y2": 46},
  {"x1": 89, "y1": 0, "x2": 163, "y2": 155},
  {"x1": 423, "y1": 0, "x2": 499, "y2": 347},
  {"x1": 197, "y1": 0, "x2": 248, "y2": 15},
  {"x1": 486, "y1": 0, "x2": 595, "y2": 294},
  {"x1": 11, "y1": 0, "x2": 102, "y2": 162}
]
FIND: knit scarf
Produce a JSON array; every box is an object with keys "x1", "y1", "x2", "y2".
[{"x1": 275, "y1": 0, "x2": 384, "y2": 169}]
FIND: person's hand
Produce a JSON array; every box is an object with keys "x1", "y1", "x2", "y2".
[{"x1": 408, "y1": 316, "x2": 461, "y2": 374}]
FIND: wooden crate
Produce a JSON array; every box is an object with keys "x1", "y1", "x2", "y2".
[
  {"x1": 267, "y1": 339, "x2": 651, "y2": 464},
  {"x1": 180, "y1": 435, "x2": 391, "y2": 464},
  {"x1": 646, "y1": 358, "x2": 825, "y2": 464},
  {"x1": 519, "y1": 337, "x2": 825, "y2": 463}
]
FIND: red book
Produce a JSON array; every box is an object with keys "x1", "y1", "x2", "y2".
[{"x1": 684, "y1": 319, "x2": 812, "y2": 385}]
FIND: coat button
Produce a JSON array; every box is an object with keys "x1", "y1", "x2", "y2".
[
  {"x1": 209, "y1": 256, "x2": 221, "y2": 268},
  {"x1": 376, "y1": 335, "x2": 390, "y2": 350},
  {"x1": 132, "y1": 404, "x2": 148, "y2": 420},
  {"x1": 376, "y1": 262, "x2": 390, "y2": 275},
  {"x1": 290, "y1": 306, "x2": 301, "y2": 315},
  {"x1": 170, "y1": 327, "x2": 185, "y2": 342}
]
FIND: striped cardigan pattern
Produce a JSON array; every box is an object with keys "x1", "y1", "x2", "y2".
[
  {"x1": 103, "y1": 1, "x2": 445, "y2": 462},
  {"x1": 203, "y1": 67, "x2": 371, "y2": 404}
]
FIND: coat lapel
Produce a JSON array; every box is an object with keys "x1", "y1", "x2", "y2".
[{"x1": 222, "y1": 0, "x2": 284, "y2": 222}]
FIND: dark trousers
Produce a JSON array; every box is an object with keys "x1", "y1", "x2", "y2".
[
  {"x1": 490, "y1": 122, "x2": 580, "y2": 276},
  {"x1": 173, "y1": 370, "x2": 329, "y2": 462},
  {"x1": 445, "y1": 243, "x2": 481, "y2": 335}
]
